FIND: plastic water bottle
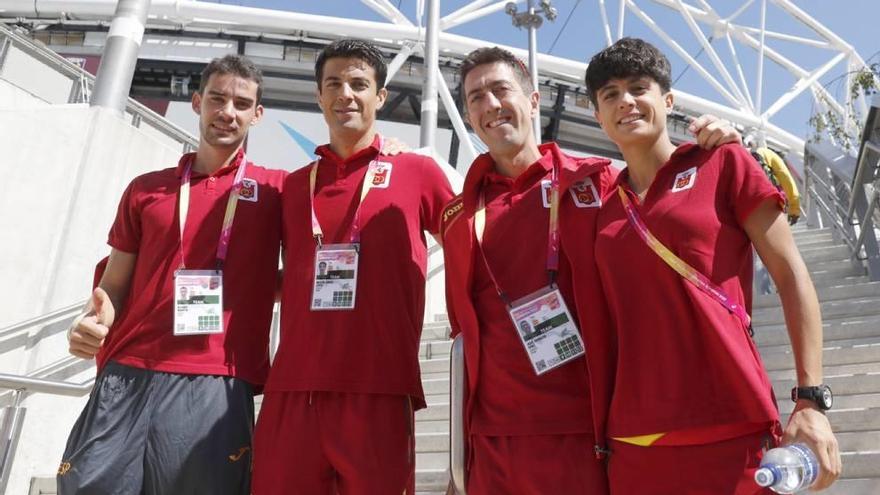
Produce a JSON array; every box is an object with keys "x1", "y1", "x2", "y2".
[{"x1": 754, "y1": 443, "x2": 819, "y2": 494}]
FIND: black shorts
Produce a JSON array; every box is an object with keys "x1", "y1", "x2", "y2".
[{"x1": 57, "y1": 362, "x2": 254, "y2": 495}]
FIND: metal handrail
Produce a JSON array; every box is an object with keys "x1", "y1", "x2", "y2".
[
  {"x1": 0, "y1": 23, "x2": 197, "y2": 149},
  {"x1": 0, "y1": 373, "x2": 93, "y2": 397},
  {"x1": 449, "y1": 335, "x2": 466, "y2": 495},
  {"x1": 0, "y1": 299, "x2": 86, "y2": 338},
  {"x1": 854, "y1": 185, "x2": 880, "y2": 258}
]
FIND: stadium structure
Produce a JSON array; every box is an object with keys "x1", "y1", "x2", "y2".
[{"x1": 0, "y1": 1, "x2": 879, "y2": 493}]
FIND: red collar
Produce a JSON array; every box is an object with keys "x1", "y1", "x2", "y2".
[{"x1": 174, "y1": 148, "x2": 245, "y2": 178}]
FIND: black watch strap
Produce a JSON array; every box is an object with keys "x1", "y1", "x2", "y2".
[{"x1": 791, "y1": 384, "x2": 833, "y2": 411}]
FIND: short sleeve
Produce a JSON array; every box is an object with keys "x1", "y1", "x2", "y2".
[
  {"x1": 420, "y1": 156, "x2": 456, "y2": 235},
  {"x1": 107, "y1": 179, "x2": 142, "y2": 253},
  {"x1": 724, "y1": 145, "x2": 785, "y2": 226}
]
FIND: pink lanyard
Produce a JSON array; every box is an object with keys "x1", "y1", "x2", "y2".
[
  {"x1": 474, "y1": 162, "x2": 561, "y2": 305},
  {"x1": 178, "y1": 153, "x2": 248, "y2": 270},
  {"x1": 308, "y1": 137, "x2": 384, "y2": 247},
  {"x1": 616, "y1": 186, "x2": 753, "y2": 332}
]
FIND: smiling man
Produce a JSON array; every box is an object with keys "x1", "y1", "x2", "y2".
[
  {"x1": 61, "y1": 55, "x2": 285, "y2": 495},
  {"x1": 587, "y1": 37, "x2": 840, "y2": 494},
  {"x1": 252, "y1": 39, "x2": 454, "y2": 494}
]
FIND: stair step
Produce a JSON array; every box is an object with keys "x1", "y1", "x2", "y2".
[
  {"x1": 422, "y1": 377, "x2": 449, "y2": 396},
  {"x1": 416, "y1": 402, "x2": 449, "y2": 422},
  {"x1": 835, "y1": 431, "x2": 880, "y2": 453},
  {"x1": 416, "y1": 419, "x2": 449, "y2": 434},
  {"x1": 773, "y1": 373, "x2": 880, "y2": 399},
  {"x1": 752, "y1": 295, "x2": 880, "y2": 326},
  {"x1": 415, "y1": 469, "x2": 449, "y2": 491},
  {"x1": 754, "y1": 282, "x2": 880, "y2": 308},
  {"x1": 761, "y1": 343, "x2": 880, "y2": 371},
  {"x1": 754, "y1": 316, "x2": 880, "y2": 347},
  {"x1": 416, "y1": 431, "x2": 449, "y2": 453},
  {"x1": 418, "y1": 340, "x2": 452, "y2": 360},
  {"x1": 821, "y1": 478, "x2": 880, "y2": 495},
  {"x1": 797, "y1": 243, "x2": 851, "y2": 263},
  {"x1": 809, "y1": 270, "x2": 868, "y2": 287},
  {"x1": 780, "y1": 407, "x2": 880, "y2": 432},
  {"x1": 767, "y1": 361, "x2": 880, "y2": 383},
  {"x1": 419, "y1": 357, "x2": 451, "y2": 374},
  {"x1": 839, "y1": 451, "x2": 880, "y2": 479}
]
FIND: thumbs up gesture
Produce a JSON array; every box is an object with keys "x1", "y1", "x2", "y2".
[{"x1": 68, "y1": 288, "x2": 116, "y2": 360}]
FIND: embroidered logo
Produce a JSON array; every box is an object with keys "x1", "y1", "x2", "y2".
[
  {"x1": 228, "y1": 446, "x2": 251, "y2": 462},
  {"x1": 671, "y1": 166, "x2": 697, "y2": 192},
  {"x1": 370, "y1": 162, "x2": 393, "y2": 188},
  {"x1": 238, "y1": 178, "x2": 259, "y2": 202},
  {"x1": 569, "y1": 177, "x2": 601, "y2": 208},
  {"x1": 58, "y1": 461, "x2": 72, "y2": 476},
  {"x1": 540, "y1": 180, "x2": 552, "y2": 208}
]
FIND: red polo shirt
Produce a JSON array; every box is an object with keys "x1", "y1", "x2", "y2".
[
  {"x1": 97, "y1": 151, "x2": 287, "y2": 387},
  {"x1": 266, "y1": 136, "x2": 454, "y2": 408},
  {"x1": 594, "y1": 143, "x2": 784, "y2": 438},
  {"x1": 442, "y1": 143, "x2": 617, "y2": 438}
]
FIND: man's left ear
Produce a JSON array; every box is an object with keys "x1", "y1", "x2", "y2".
[
  {"x1": 376, "y1": 87, "x2": 388, "y2": 110},
  {"x1": 530, "y1": 90, "x2": 540, "y2": 117},
  {"x1": 665, "y1": 91, "x2": 674, "y2": 110},
  {"x1": 251, "y1": 104, "x2": 265, "y2": 126}
]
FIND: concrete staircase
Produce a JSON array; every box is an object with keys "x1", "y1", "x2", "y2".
[
  {"x1": 755, "y1": 227, "x2": 880, "y2": 495},
  {"x1": 415, "y1": 318, "x2": 454, "y2": 494}
]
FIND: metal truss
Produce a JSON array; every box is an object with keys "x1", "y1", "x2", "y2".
[{"x1": 0, "y1": 0, "x2": 875, "y2": 157}]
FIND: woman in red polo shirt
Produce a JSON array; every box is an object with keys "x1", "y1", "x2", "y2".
[{"x1": 585, "y1": 37, "x2": 840, "y2": 494}]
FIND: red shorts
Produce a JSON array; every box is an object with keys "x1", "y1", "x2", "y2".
[
  {"x1": 252, "y1": 391, "x2": 415, "y2": 495},
  {"x1": 608, "y1": 428, "x2": 779, "y2": 495},
  {"x1": 467, "y1": 433, "x2": 609, "y2": 495}
]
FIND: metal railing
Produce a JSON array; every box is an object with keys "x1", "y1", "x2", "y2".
[
  {"x1": 804, "y1": 95, "x2": 880, "y2": 280},
  {"x1": 0, "y1": 23, "x2": 197, "y2": 152}
]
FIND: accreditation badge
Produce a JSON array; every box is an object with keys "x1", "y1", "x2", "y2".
[
  {"x1": 174, "y1": 270, "x2": 224, "y2": 335},
  {"x1": 508, "y1": 286, "x2": 585, "y2": 375},
  {"x1": 311, "y1": 244, "x2": 359, "y2": 310}
]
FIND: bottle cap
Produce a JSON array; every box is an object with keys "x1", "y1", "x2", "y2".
[{"x1": 754, "y1": 466, "x2": 778, "y2": 487}]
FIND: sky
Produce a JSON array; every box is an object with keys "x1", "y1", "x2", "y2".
[{"x1": 206, "y1": 0, "x2": 879, "y2": 141}]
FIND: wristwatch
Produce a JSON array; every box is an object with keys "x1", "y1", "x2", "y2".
[{"x1": 791, "y1": 384, "x2": 833, "y2": 411}]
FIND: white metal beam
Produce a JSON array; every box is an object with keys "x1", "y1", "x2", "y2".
[
  {"x1": 442, "y1": 1, "x2": 520, "y2": 31},
  {"x1": 616, "y1": 0, "x2": 626, "y2": 40},
  {"x1": 441, "y1": 0, "x2": 496, "y2": 26},
  {"x1": 762, "y1": 51, "x2": 847, "y2": 120},
  {"x1": 597, "y1": 0, "x2": 614, "y2": 47},
  {"x1": 724, "y1": 0, "x2": 755, "y2": 23},
  {"x1": 626, "y1": 0, "x2": 744, "y2": 109},
  {"x1": 385, "y1": 41, "x2": 417, "y2": 83},
  {"x1": 436, "y1": 72, "x2": 479, "y2": 160},
  {"x1": 770, "y1": 0, "x2": 851, "y2": 52},
  {"x1": 673, "y1": 0, "x2": 749, "y2": 109},
  {"x1": 361, "y1": 0, "x2": 414, "y2": 26},
  {"x1": 755, "y1": 0, "x2": 766, "y2": 114},
  {"x1": 729, "y1": 24, "x2": 832, "y2": 49},
  {"x1": 724, "y1": 31, "x2": 754, "y2": 112}
]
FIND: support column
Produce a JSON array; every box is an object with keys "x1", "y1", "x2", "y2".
[
  {"x1": 90, "y1": 0, "x2": 151, "y2": 114},
  {"x1": 419, "y1": 0, "x2": 440, "y2": 149}
]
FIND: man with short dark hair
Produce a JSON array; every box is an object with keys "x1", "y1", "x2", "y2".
[
  {"x1": 441, "y1": 45, "x2": 743, "y2": 494},
  {"x1": 61, "y1": 54, "x2": 285, "y2": 494},
  {"x1": 586, "y1": 37, "x2": 840, "y2": 494},
  {"x1": 252, "y1": 39, "x2": 454, "y2": 494}
]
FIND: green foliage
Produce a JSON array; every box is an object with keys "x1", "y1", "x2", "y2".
[{"x1": 809, "y1": 63, "x2": 879, "y2": 152}]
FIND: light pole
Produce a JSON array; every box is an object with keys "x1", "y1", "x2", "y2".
[{"x1": 505, "y1": 0, "x2": 557, "y2": 142}]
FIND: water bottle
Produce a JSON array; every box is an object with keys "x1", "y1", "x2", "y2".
[{"x1": 754, "y1": 443, "x2": 819, "y2": 494}]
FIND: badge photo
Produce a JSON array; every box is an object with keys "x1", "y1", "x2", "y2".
[
  {"x1": 671, "y1": 166, "x2": 697, "y2": 192},
  {"x1": 370, "y1": 161, "x2": 393, "y2": 189},
  {"x1": 569, "y1": 177, "x2": 601, "y2": 208},
  {"x1": 238, "y1": 178, "x2": 259, "y2": 202}
]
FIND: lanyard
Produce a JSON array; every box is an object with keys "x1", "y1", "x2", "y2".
[
  {"x1": 178, "y1": 152, "x2": 248, "y2": 270},
  {"x1": 616, "y1": 186, "x2": 752, "y2": 331},
  {"x1": 474, "y1": 161, "x2": 561, "y2": 305},
  {"x1": 308, "y1": 137, "x2": 384, "y2": 247}
]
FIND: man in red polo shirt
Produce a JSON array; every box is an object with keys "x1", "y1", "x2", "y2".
[
  {"x1": 62, "y1": 55, "x2": 285, "y2": 494},
  {"x1": 587, "y1": 37, "x2": 840, "y2": 493},
  {"x1": 252, "y1": 39, "x2": 454, "y2": 494},
  {"x1": 440, "y1": 46, "x2": 742, "y2": 494}
]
